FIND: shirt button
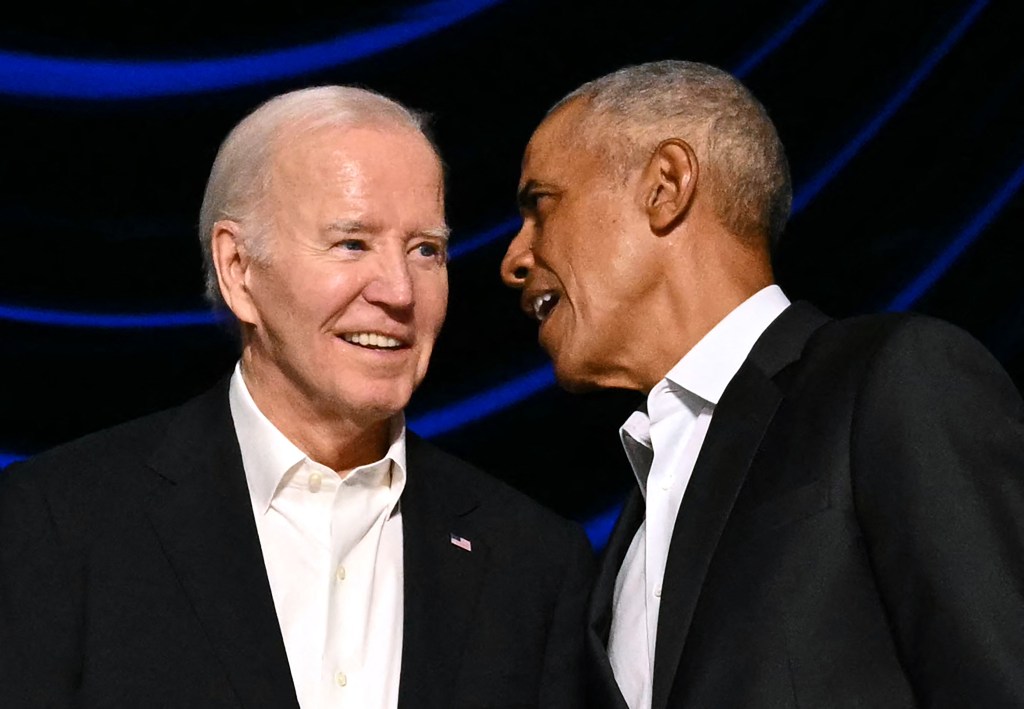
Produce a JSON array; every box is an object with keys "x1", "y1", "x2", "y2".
[
  {"x1": 308, "y1": 472, "x2": 322, "y2": 493},
  {"x1": 654, "y1": 586, "x2": 662, "y2": 598},
  {"x1": 336, "y1": 564, "x2": 346, "y2": 581},
  {"x1": 335, "y1": 671, "x2": 347, "y2": 687}
]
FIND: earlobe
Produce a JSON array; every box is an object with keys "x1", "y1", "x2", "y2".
[
  {"x1": 210, "y1": 221, "x2": 259, "y2": 326},
  {"x1": 644, "y1": 139, "x2": 698, "y2": 234}
]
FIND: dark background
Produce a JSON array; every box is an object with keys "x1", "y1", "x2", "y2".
[{"x1": 2, "y1": 0, "x2": 1022, "y2": 544}]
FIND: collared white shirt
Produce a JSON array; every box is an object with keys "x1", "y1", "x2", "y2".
[
  {"x1": 229, "y1": 364, "x2": 405, "y2": 709},
  {"x1": 608, "y1": 286, "x2": 791, "y2": 709}
]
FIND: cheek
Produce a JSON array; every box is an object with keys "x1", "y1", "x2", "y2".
[{"x1": 417, "y1": 273, "x2": 449, "y2": 331}]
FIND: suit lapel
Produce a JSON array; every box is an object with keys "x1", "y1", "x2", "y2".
[
  {"x1": 650, "y1": 302, "x2": 830, "y2": 709},
  {"x1": 145, "y1": 382, "x2": 299, "y2": 709},
  {"x1": 398, "y1": 433, "x2": 489, "y2": 709}
]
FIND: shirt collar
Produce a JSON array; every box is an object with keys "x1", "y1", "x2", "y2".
[
  {"x1": 663, "y1": 285, "x2": 791, "y2": 405},
  {"x1": 618, "y1": 286, "x2": 790, "y2": 478},
  {"x1": 228, "y1": 363, "x2": 408, "y2": 514}
]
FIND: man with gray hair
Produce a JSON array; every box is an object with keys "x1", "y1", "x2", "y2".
[
  {"x1": 502, "y1": 60, "x2": 1024, "y2": 707},
  {"x1": 0, "y1": 85, "x2": 593, "y2": 708}
]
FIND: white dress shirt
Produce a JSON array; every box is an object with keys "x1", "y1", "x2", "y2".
[
  {"x1": 608, "y1": 286, "x2": 791, "y2": 709},
  {"x1": 228, "y1": 365, "x2": 405, "y2": 709}
]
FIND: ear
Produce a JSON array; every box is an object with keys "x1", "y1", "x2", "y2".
[
  {"x1": 641, "y1": 138, "x2": 699, "y2": 234},
  {"x1": 210, "y1": 220, "x2": 260, "y2": 326}
]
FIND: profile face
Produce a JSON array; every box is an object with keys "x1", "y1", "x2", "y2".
[
  {"x1": 242, "y1": 123, "x2": 449, "y2": 425},
  {"x1": 500, "y1": 102, "x2": 660, "y2": 392}
]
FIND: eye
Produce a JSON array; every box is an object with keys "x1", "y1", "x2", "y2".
[
  {"x1": 523, "y1": 192, "x2": 556, "y2": 224},
  {"x1": 336, "y1": 238, "x2": 367, "y2": 251},
  {"x1": 412, "y1": 240, "x2": 448, "y2": 263}
]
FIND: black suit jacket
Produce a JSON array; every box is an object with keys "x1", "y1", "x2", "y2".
[
  {"x1": 588, "y1": 303, "x2": 1024, "y2": 708},
  {"x1": 0, "y1": 380, "x2": 594, "y2": 708}
]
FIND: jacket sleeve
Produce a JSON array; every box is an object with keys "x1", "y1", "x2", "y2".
[
  {"x1": 851, "y1": 316, "x2": 1024, "y2": 706},
  {"x1": 0, "y1": 462, "x2": 82, "y2": 708},
  {"x1": 537, "y1": 520, "x2": 596, "y2": 709}
]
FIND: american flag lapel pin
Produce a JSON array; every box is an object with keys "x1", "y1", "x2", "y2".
[{"x1": 449, "y1": 533, "x2": 472, "y2": 552}]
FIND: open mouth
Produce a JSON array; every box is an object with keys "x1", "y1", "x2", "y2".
[
  {"x1": 532, "y1": 292, "x2": 560, "y2": 322},
  {"x1": 340, "y1": 332, "x2": 407, "y2": 350}
]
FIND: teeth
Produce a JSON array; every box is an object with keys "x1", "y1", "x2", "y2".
[
  {"x1": 532, "y1": 293, "x2": 557, "y2": 321},
  {"x1": 342, "y1": 333, "x2": 403, "y2": 348}
]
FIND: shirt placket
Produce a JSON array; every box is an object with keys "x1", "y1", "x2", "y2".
[{"x1": 323, "y1": 464, "x2": 393, "y2": 707}]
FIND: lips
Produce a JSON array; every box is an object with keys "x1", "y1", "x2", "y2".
[
  {"x1": 522, "y1": 288, "x2": 561, "y2": 323},
  {"x1": 533, "y1": 292, "x2": 561, "y2": 321}
]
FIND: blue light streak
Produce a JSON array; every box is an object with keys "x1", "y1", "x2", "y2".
[
  {"x1": 0, "y1": 0, "x2": 504, "y2": 100},
  {"x1": 0, "y1": 303, "x2": 229, "y2": 329},
  {"x1": 0, "y1": 452, "x2": 25, "y2": 469},
  {"x1": 887, "y1": 156, "x2": 1024, "y2": 312},
  {"x1": 446, "y1": 216, "x2": 521, "y2": 261},
  {"x1": 791, "y1": 0, "x2": 989, "y2": 214},
  {"x1": 734, "y1": 0, "x2": 832, "y2": 79},
  {"x1": 0, "y1": 0, "x2": 820, "y2": 330},
  {"x1": 583, "y1": 500, "x2": 625, "y2": 551},
  {"x1": 0, "y1": 218, "x2": 519, "y2": 329},
  {"x1": 408, "y1": 364, "x2": 555, "y2": 438},
  {"x1": 6, "y1": 0, "x2": 1004, "y2": 550}
]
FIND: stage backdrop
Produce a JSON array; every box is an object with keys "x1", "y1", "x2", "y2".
[{"x1": 1, "y1": 0, "x2": 1022, "y2": 545}]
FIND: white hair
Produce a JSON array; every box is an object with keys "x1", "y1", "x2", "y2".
[{"x1": 198, "y1": 85, "x2": 435, "y2": 309}]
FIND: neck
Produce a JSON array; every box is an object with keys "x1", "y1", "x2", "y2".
[
  {"x1": 637, "y1": 224, "x2": 775, "y2": 392},
  {"x1": 239, "y1": 355, "x2": 391, "y2": 473}
]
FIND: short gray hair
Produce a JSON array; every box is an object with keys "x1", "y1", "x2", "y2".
[
  {"x1": 198, "y1": 85, "x2": 434, "y2": 309},
  {"x1": 554, "y1": 60, "x2": 791, "y2": 248}
]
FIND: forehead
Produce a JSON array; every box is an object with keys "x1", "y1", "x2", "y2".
[
  {"x1": 274, "y1": 122, "x2": 443, "y2": 195},
  {"x1": 524, "y1": 103, "x2": 580, "y2": 165},
  {"x1": 521, "y1": 100, "x2": 611, "y2": 188}
]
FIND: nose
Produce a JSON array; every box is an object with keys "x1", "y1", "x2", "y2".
[
  {"x1": 500, "y1": 224, "x2": 533, "y2": 289},
  {"x1": 364, "y1": 247, "x2": 414, "y2": 309}
]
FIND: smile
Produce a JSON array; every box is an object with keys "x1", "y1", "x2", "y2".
[
  {"x1": 340, "y1": 332, "x2": 407, "y2": 349},
  {"x1": 532, "y1": 292, "x2": 560, "y2": 322}
]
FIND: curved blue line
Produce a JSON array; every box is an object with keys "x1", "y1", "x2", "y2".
[
  {"x1": 0, "y1": 303, "x2": 230, "y2": 329},
  {"x1": 0, "y1": 0, "x2": 820, "y2": 328},
  {"x1": 408, "y1": 364, "x2": 555, "y2": 438},
  {"x1": 0, "y1": 0, "x2": 503, "y2": 99},
  {"x1": 0, "y1": 452, "x2": 25, "y2": 469},
  {"x1": 406, "y1": 1, "x2": 988, "y2": 429},
  {"x1": 792, "y1": 0, "x2": 989, "y2": 214},
  {"x1": 0, "y1": 216, "x2": 520, "y2": 328},
  {"x1": 734, "y1": 0, "x2": 832, "y2": 79},
  {"x1": 1, "y1": 0, "x2": 1005, "y2": 550},
  {"x1": 583, "y1": 500, "x2": 625, "y2": 551},
  {"x1": 887, "y1": 156, "x2": 1024, "y2": 312},
  {"x1": 572, "y1": 148, "x2": 1024, "y2": 540},
  {"x1": 447, "y1": 216, "x2": 521, "y2": 261}
]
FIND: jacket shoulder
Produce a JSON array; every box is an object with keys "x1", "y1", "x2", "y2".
[
  {"x1": 407, "y1": 433, "x2": 591, "y2": 546},
  {"x1": 4, "y1": 405, "x2": 177, "y2": 490}
]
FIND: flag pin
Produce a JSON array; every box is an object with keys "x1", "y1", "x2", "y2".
[{"x1": 449, "y1": 533, "x2": 472, "y2": 552}]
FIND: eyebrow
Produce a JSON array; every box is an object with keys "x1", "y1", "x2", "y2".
[
  {"x1": 324, "y1": 219, "x2": 372, "y2": 234},
  {"x1": 419, "y1": 226, "x2": 451, "y2": 241},
  {"x1": 323, "y1": 219, "x2": 450, "y2": 241}
]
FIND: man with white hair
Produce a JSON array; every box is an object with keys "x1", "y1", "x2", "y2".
[{"x1": 0, "y1": 86, "x2": 593, "y2": 708}]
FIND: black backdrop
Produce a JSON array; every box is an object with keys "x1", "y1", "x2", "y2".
[{"x1": 2, "y1": 0, "x2": 1022, "y2": 544}]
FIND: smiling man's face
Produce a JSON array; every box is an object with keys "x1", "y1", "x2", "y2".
[
  {"x1": 240, "y1": 122, "x2": 448, "y2": 427},
  {"x1": 501, "y1": 101, "x2": 663, "y2": 392}
]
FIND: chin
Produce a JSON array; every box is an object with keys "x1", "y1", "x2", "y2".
[
  {"x1": 341, "y1": 401, "x2": 405, "y2": 429},
  {"x1": 551, "y1": 359, "x2": 602, "y2": 394},
  {"x1": 335, "y1": 385, "x2": 414, "y2": 424}
]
